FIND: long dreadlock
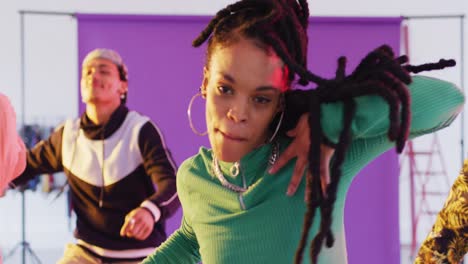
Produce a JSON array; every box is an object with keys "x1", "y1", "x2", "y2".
[{"x1": 192, "y1": 0, "x2": 456, "y2": 263}]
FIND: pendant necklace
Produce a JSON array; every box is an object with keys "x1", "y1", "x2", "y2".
[{"x1": 212, "y1": 141, "x2": 279, "y2": 193}]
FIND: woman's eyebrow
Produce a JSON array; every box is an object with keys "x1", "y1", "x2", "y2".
[
  {"x1": 256, "y1": 86, "x2": 280, "y2": 92},
  {"x1": 217, "y1": 72, "x2": 281, "y2": 91},
  {"x1": 217, "y1": 72, "x2": 235, "y2": 84}
]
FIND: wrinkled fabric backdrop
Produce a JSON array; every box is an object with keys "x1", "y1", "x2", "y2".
[{"x1": 77, "y1": 15, "x2": 402, "y2": 264}]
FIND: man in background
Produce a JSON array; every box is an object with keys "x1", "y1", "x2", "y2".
[{"x1": 10, "y1": 49, "x2": 179, "y2": 263}]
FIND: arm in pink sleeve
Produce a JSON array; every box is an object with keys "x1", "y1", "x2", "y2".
[{"x1": 0, "y1": 93, "x2": 26, "y2": 191}]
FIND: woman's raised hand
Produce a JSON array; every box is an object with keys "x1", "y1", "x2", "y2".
[{"x1": 269, "y1": 114, "x2": 334, "y2": 200}]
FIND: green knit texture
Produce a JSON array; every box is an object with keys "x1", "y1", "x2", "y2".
[{"x1": 143, "y1": 76, "x2": 465, "y2": 264}]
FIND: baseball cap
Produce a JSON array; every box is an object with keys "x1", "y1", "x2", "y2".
[{"x1": 82, "y1": 48, "x2": 128, "y2": 81}]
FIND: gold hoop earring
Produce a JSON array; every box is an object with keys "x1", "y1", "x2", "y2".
[
  {"x1": 187, "y1": 93, "x2": 208, "y2": 136},
  {"x1": 268, "y1": 110, "x2": 284, "y2": 143}
]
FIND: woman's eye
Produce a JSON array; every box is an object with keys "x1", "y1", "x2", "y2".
[
  {"x1": 254, "y1": 96, "x2": 272, "y2": 104},
  {"x1": 217, "y1": 86, "x2": 232, "y2": 95}
]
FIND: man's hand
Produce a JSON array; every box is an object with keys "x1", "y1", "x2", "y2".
[
  {"x1": 269, "y1": 114, "x2": 335, "y2": 200},
  {"x1": 120, "y1": 207, "x2": 155, "y2": 241}
]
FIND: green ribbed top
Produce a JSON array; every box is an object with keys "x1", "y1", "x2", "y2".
[{"x1": 142, "y1": 76, "x2": 464, "y2": 264}]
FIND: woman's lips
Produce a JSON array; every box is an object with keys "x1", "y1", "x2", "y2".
[{"x1": 218, "y1": 129, "x2": 247, "y2": 141}]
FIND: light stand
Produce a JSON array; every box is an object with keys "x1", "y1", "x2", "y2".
[
  {"x1": 3, "y1": 188, "x2": 42, "y2": 264},
  {"x1": 3, "y1": 11, "x2": 43, "y2": 264}
]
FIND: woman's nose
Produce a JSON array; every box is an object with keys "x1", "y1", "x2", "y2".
[{"x1": 227, "y1": 106, "x2": 247, "y2": 123}]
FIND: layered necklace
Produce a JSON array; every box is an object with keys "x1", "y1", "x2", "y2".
[{"x1": 212, "y1": 141, "x2": 279, "y2": 193}]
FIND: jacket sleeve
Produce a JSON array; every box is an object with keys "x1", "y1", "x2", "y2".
[
  {"x1": 138, "y1": 121, "x2": 179, "y2": 221},
  {"x1": 12, "y1": 125, "x2": 64, "y2": 186},
  {"x1": 414, "y1": 160, "x2": 468, "y2": 264},
  {"x1": 0, "y1": 94, "x2": 26, "y2": 189},
  {"x1": 141, "y1": 216, "x2": 201, "y2": 264}
]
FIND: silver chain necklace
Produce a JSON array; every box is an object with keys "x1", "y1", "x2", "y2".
[{"x1": 212, "y1": 142, "x2": 279, "y2": 193}]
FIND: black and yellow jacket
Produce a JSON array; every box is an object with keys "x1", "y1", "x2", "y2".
[{"x1": 415, "y1": 160, "x2": 468, "y2": 264}]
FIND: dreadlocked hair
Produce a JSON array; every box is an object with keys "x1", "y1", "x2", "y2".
[
  {"x1": 283, "y1": 48, "x2": 455, "y2": 264},
  {"x1": 192, "y1": 0, "x2": 456, "y2": 263},
  {"x1": 193, "y1": 0, "x2": 310, "y2": 86}
]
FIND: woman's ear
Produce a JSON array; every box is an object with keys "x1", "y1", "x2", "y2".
[{"x1": 201, "y1": 67, "x2": 209, "y2": 98}]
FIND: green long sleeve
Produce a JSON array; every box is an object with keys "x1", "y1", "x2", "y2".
[
  {"x1": 142, "y1": 217, "x2": 200, "y2": 264},
  {"x1": 322, "y1": 75, "x2": 463, "y2": 143},
  {"x1": 142, "y1": 75, "x2": 464, "y2": 264}
]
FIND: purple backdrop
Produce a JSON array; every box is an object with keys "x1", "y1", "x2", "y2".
[{"x1": 77, "y1": 15, "x2": 402, "y2": 263}]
